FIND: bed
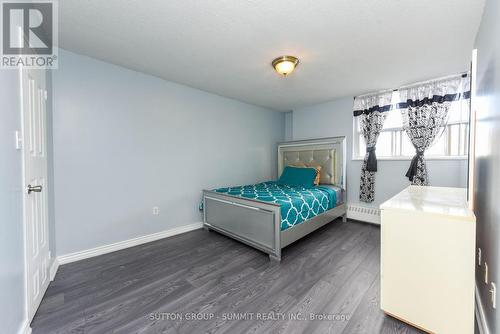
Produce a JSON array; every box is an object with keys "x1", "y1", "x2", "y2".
[{"x1": 202, "y1": 137, "x2": 347, "y2": 262}]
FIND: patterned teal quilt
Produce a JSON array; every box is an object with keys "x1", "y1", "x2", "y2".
[{"x1": 214, "y1": 182, "x2": 337, "y2": 231}]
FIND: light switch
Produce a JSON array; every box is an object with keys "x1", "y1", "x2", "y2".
[{"x1": 15, "y1": 130, "x2": 23, "y2": 150}]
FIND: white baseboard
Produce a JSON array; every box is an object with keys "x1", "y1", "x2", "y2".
[
  {"x1": 475, "y1": 283, "x2": 491, "y2": 334},
  {"x1": 346, "y1": 204, "x2": 381, "y2": 225},
  {"x1": 49, "y1": 257, "x2": 59, "y2": 281},
  {"x1": 57, "y1": 222, "x2": 203, "y2": 265},
  {"x1": 18, "y1": 318, "x2": 31, "y2": 334}
]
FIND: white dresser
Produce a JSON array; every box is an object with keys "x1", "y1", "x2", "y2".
[{"x1": 380, "y1": 186, "x2": 476, "y2": 334}]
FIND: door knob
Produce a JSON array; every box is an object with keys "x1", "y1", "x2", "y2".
[{"x1": 27, "y1": 184, "x2": 42, "y2": 194}]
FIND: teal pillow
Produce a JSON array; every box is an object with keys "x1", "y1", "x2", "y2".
[{"x1": 278, "y1": 166, "x2": 317, "y2": 188}]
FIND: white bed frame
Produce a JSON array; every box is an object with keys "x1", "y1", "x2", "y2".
[{"x1": 202, "y1": 137, "x2": 347, "y2": 262}]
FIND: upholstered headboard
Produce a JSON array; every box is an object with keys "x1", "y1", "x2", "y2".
[{"x1": 278, "y1": 137, "x2": 346, "y2": 188}]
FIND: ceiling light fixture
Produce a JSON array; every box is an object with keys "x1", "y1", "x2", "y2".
[{"x1": 272, "y1": 55, "x2": 299, "y2": 76}]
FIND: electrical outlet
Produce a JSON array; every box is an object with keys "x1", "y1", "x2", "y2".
[
  {"x1": 491, "y1": 282, "x2": 497, "y2": 309},
  {"x1": 485, "y1": 262, "x2": 489, "y2": 284},
  {"x1": 478, "y1": 248, "x2": 482, "y2": 266},
  {"x1": 152, "y1": 207, "x2": 160, "y2": 215}
]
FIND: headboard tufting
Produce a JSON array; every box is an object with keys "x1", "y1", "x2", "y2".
[
  {"x1": 278, "y1": 137, "x2": 346, "y2": 188},
  {"x1": 282, "y1": 149, "x2": 336, "y2": 184}
]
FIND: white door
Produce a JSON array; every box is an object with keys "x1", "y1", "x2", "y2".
[{"x1": 21, "y1": 67, "x2": 50, "y2": 321}]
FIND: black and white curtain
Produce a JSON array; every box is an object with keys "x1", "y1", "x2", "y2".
[
  {"x1": 397, "y1": 75, "x2": 470, "y2": 185},
  {"x1": 353, "y1": 92, "x2": 393, "y2": 203}
]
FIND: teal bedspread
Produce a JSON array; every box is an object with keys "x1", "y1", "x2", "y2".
[{"x1": 214, "y1": 182, "x2": 337, "y2": 231}]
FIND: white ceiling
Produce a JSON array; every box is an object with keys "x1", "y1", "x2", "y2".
[{"x1": 59, "y1": 0, "x2": 484, "y2": 111}]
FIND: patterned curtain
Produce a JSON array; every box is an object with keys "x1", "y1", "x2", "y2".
[
  {"x1": 353, "y1": 92, "x2": 393, "y2": 203},
  {"x1": 397, "y1": 75, "x2": 470, "y2": 185}
]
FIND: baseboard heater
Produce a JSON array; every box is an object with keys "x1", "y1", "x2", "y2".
[{"x1": 347, "y1": 204, "x2": 381, "y2": 225}]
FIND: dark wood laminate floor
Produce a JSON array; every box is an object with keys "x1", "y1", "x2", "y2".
[{"x1": 31, "y1": 220, "x2": 427, "y2": 334}]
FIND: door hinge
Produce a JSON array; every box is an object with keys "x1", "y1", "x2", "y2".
[
  {"x1": 15, "y1": 130, "x2": 23, "y2": 150},
  {"x1": 491, "y1": 282, "x2": 497, "y2": 309}
]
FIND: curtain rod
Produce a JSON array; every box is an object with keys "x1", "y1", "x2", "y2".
[{"x1": 354, "y1": 72, "x2": 468, "y2": 100}]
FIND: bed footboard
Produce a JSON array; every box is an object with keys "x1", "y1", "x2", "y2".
[{"x1": 203, "y1": 190, "x2": 282, "y2": 260}]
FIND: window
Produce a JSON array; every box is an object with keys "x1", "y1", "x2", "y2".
[{"x1": 353, "y1": 97, "x2": 470, "y2": 159}]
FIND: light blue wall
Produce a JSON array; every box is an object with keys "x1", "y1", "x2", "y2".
[
  {"x1": 0, "y1": 72, "x2": 26, "y2": 334},
  {"x1": 284, "y1": 111, "x2": 293, "y2": 141},
  {"x1": 473, "y1": 0, "x2": 500, "y2": 331},
  {"x1": 53, "y1": 50, "x2": 285, "y2": 255},
  {"x1": 292, "y1": 97, "x2": 468, "y2": 207}
]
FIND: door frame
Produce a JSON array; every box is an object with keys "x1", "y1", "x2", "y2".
[{"x1": 468, "y1": 49, "x2": 477, "y2": 209}]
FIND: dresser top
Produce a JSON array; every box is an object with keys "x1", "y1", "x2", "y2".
[{"x1": 380, "y1": 186, "x2": 475, "y2": 220}]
